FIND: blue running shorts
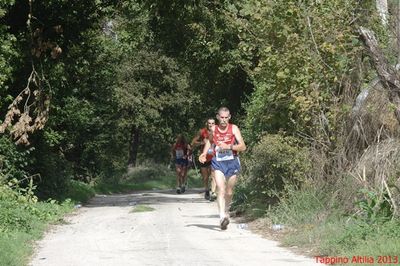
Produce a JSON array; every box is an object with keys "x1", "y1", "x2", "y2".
[
  {"x1": 175, "y1": 158, "x2": 188, "y2": 166},
  {"x1": 211, "y1": 156, "x2": 241, "y2": 178}
]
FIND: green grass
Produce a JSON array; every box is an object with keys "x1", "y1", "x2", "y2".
[
  {"x1": 273, "y1": 209, "x2": 400, "y2": 266},
  {"x1": 233, "y1": 180, "x2": 400, "y2": 264},
  {"x1": 0, "y1": 178, "x2": 87, "y2": 266},
  {"x1": 185, "y1": 169, "x2": 204, "y2": 188},
  {"x1": 94, "y1": 165, "x2": 204, "y2": 194},
  {"x1": 130, "y1": 204, "x2": 155, "y2": 213},
  {"x1": 257, "y1": 185, "x2": 400, "y2": 264},
  {"x1": 0, "y1": 232, "x2": 32, "y2": 266},
  {"x1": 64, "y1": 180, "x2": 95, "y2": 203},
  {"x1": 0, "y1": 190, "x2": 74, "y2": 266},
  {"x1": 329, "y1": 220, "x2": 400, "y2": 257}
]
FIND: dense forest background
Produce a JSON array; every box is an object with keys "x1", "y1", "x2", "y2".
[{"x1": 1, "y1": 0, "x2": 400, "y2": 260}]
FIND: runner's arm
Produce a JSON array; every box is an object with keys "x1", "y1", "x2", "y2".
[
  {"x1": 187, "y1": 144, "x2": 193, "y2": 156},
  {"x1": 199, "y1": 138, "x2": 211, "y2": 163},
  {"x1": 231, "y1": 125, "x2": 246, "y2": 152},
  {"x1": 199, "y1": 125, "x2": 215, "y2": 163},
  {"x1": 190, "y1": 130, "x2": 202, "y2": 148}
]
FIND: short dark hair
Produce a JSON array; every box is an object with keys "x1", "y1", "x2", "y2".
[{"x1": 205, "y1": 118, "x2": 215, "y2": 126}]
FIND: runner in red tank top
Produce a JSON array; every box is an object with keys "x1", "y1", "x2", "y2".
[
  {"x1": 213, "y1": 123, "x2": 238, "y2": 157},
  {"x1": 191, "y1": 118, "x2": 216, "y2": 200},
  {"x1": 199, "y1": 107, "x2": 246, "y2": 230},
  {"x1": 171, "y1": 134, "x2": 190, "y2": 194}
]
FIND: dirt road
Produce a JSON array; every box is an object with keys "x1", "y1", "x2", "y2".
[{"x1": 29, "y1": 189, "x2": 318, "y2": 266}]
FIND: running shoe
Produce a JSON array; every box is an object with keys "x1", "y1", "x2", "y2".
[
  {"x1": 181, "y1": 186, "x2": 186, "y2": 193},
  {"x1": 210, "y1": 192, "x2": 217, "y2": 201},
  {"x1": 204, "y1": 190, "x2": 210, "y2": 200},
  {"x1": 176, "y1": 187, "x2": 181, "y2": 194},
  {"x1": 220, "y1": 217, "x2": 230, "y2": 230}
]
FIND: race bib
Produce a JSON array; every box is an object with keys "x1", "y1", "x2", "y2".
[
  {"x1": 216, "y1": 147, "x2": 234, "y2": 161},
  {"x1": 175, "y1": 149, "x2": 184, "y2": 159}
]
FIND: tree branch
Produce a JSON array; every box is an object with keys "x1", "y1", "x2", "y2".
[{"x1": 359, "y1": 26, "x2": 400, "y2": 123}]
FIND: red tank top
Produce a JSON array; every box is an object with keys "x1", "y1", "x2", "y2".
[
  {"x1": 213, "y1": 124, "x2": 237, "y2": 156},
  {"x1": 200, "y1": 128, "x2": 209, "y2": 140}
]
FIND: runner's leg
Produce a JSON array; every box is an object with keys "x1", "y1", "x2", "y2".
[
  {"x1": 181, "y1": 164, "x2": 188, "y2": 192},
  {"x1": 180, "y1": 166, "x2": 185, "y2": 186},
  {"x1": 207, "y1": 166, "x2": 211, "y2": 188},
  {"x1": 200, "y1": 166, "x2": 209, "y2": 191},
  {"x1": 210, "y1": 169, "x2": 216, "y2": 198},
  {"x1": 175, "y1": 165, "x2": 181, "y2": 186},
  {"x1": 200, "y1": 166, "x2": 210, "y2": 199},
  {"x1": 175, "y1": 164, "x2": 182, "y2": 193},
  {"x1": 214, "y1": 170, "x2": 227, "y2": 219},
  {"x1": 225, "y1": 175, "x2": 237, "y2": 217}
]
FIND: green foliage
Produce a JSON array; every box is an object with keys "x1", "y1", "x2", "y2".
[
  {"x1": 65, "y1": 180, "x2": 95, "y2": 204},
  {"x1": 321, "y1": 220, "x2": 400, "y2": 257},
  {"x1": 94, "y1": 163, "x2": 177, "y2": 194},
  {"x1": 353, "y1": 188, "x2": 393, "y2": 224},
  {"x1": 0, "y1": 181, "x2": 70, "y2": 233},
  {"x1": 0, "y1": 232, "x2": 31, "y2": 266},
  {"x1": 30, "y1": 135, "x2": 73, "y2": 199},
  {"x1": 263, "y1": 183, "x2": 400, "y2": 259},
  {"x1": 114, "y1": 47, "x2": 199, "y2": 163},
  {"x1": 0, "y1": 0, "x2": 16, "y2": 96},
  {"x1": 243, "y1": 134, "x2": 311, "y2": 200},
  {"x1": 269, "y1": 184, "x2": 329, "y2": 226},
  {"x1": 94, "y1": 163, "x2": 203, "y2": 194},
  {"x1": 126, "y1": 163, "x2": 171, "y2": 182},
  {"x1": 0, "y1": 136, "x2": 30, "y2": 181},
  {"x1": 0, "y1": 178, "x2": 73, "y2": 265},
  {"x1": 0, "y1": 200, "x2": 34, "y2": 233},
  {"x1": 240, "y1": 0, "x2": 363, "y2": 142},
  {"x1": 145, "y1": 0, "x2": 253, "y2": 116}
]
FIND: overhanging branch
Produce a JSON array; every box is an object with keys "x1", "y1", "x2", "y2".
[{"x1": 359, "y1": 26, "x2": 400, "y2": 123}]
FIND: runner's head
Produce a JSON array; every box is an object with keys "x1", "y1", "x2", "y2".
[
  {"x1": 205, "y1": 118, "x2": 215, "y2": 130},
  {"x1": 216, "y1": 107, "x2": 231, "y2": 127},
  {"x1": 176, "y1": 134, "x2": 186, "y2": 144}
]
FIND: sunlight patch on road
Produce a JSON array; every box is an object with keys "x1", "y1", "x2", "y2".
[{"x1": 130, "y1": 204, "x2": 155, "y2": 213}]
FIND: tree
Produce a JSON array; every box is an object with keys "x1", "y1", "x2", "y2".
[
  {"x1": 376, "y1": 0, "x2": 388, "y2": 26},
  {"x1": 144, "y1": 0, "x2": 254, "y2": 118},
  {"x1": 237, "y1": 0, "x2": 362, "y2": 144},
  {"x1": 115, "y1": 48, "x2": 198, "y2": 166}
]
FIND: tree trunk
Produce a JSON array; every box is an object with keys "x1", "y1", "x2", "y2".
[
  {"x1": 396, "y1": 0, "x2": 400, "y2": 66},
  {"x1": 376, "y1": 0, "x2": 388, "y2": 26},
  {"x1": 128, "y1": 126, "x2": 140, "y2": 167},
  {"x1": 359, "y1": 26, "x2": 400, "y2": 123}
]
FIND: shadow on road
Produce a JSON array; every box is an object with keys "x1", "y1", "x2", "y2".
[
  {"x1": 183, "y1": 214, "x2": 219, "y2": 218},
  {"x1": 185, "y1": 223, "x2": 221, "y2": 231},
  {"x1": 84, "y1": 188, "x2": 208, "y2": 208}
]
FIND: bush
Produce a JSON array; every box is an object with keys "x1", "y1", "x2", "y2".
[
  {"x1": 0, "y1": 136, "x2": 30, "y2": 182},
  {"x1": 243, "y1": 134, "x2": 311, "y2": 200},
  {"x1": 268, "y1": 184, "x2": 329, "y2": 225},
  {"x1": 0, "y1": 182, "x2": 72, "y2": 233},
  {"x1": 126, "y1": 164, "x2": 169, "y2": 182},
  {"x1": 30, "y1": 137, "x2": 73, "y2": 200},
  {"x1": 0, "y1": 200, "x2": 34, "y2": 233},
  {"x1": 64, "y1": 180, "x2": 95, "y2": 203},
  {"x1": 94, "y1": 163, "x2": 178, "y2": 194},
  {"x1": 0, "y1": 181, "x2": 73, "y2": 266}
]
